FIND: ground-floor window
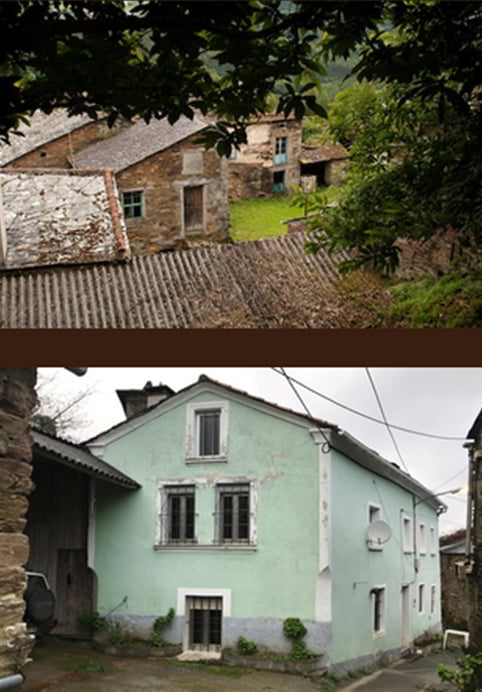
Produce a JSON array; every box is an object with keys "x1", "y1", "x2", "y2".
[
  {"x1": 272, "y1": 170, "x2": 285, "y2": 193},
  {"x1": 187, "y1": 596, "x2": 222, "y2": 651},
  {"x1": 371, "y1": 586, "x2": 385, "y2": 636}
]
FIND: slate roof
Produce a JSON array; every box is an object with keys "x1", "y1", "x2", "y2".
[
  {"x1": 0, "y1": 168, "x2": 130, "y2": 270},
  {"x1": 0, "y1": 231, "x2": 367, "y2": 328},
  {"x1": 73, "y1": 115, "x2": 208, "y2": 173},
  {"x1": 0, "y1": 110, "x2": 94, "y2": 166},
  {"x1": 32, "y1": 429, "x2": 140, "y2": 488},
  {"x1": 300, "y1": 142, "x2": 349, "y2": 163}
]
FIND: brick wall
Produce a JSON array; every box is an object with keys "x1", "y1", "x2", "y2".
[
  {"x1": 118, "y1": 133, "x2": 229, "y2": 254},
  {"x1": 7, "y1": 120, "x2": 124, "y2": 169},
  {"x1": 0, "y1": 368, "x2": 37, "y2": 678},
  {"x1": 440, "y1": 553, "x2": 469, "y2": 630}
]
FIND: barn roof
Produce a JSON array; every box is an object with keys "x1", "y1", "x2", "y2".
[
  {"x1": 32, "y1": 429, "x2": 140, "y2": 488},
  {"x1": 0, "y1": 168, "x2": 129, "y2": 270},
  {"x1": 73, "y1": 115, "x2": 208, "y2": 172},
  {"x1": 0, "y1": 231, "x2": 367, "y2": 328},
  {"x1": 300, "y1": 142, "x2": 349, "y2": 163}
]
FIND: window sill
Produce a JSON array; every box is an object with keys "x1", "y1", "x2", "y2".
[
  {"x1": 185, "y1": 456, "x2": 228, "y2": 464},
  {"x1": 154, "y1": 543, "x2": 257, "y2": 552}
]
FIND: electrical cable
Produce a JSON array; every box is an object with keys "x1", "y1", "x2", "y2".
[
  {"x1": 365, "y1": 367, "x2": 410, "y2": 474},
  {"x1": 270, "y1": 368, "x2": 468, "y2": 441}
]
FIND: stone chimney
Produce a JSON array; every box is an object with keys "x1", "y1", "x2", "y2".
[{"x1": 116, "y1": 381, "x2": 175, "y2": 419}]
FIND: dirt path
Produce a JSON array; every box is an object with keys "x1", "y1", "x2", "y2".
[{"x1": 23, "y1": 637, "x2": 321, "y2": 692}]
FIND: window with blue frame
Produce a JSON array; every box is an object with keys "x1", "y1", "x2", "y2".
[
  {"x1": 272, "y1": 170, "x2": 285, "y2": 193},
  {"x1": 274, "y1": 137, "x2": 288, "y2": 164}
]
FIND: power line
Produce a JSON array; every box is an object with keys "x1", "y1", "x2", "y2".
[
  {"x1": 365, "y1": 367, "x2": 410, "y2": 474},
  {"x1": 278, "y1": 367, "x2": 331, "y2": 453},
  {"x1": 270, "y1": 368, "x2": 468, "y2": 442}
]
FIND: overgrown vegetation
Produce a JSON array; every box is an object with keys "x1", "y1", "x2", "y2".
[
  {"x1": 236, "y1": 636, "x2": 257, "y2": 656},
  {"x1": 151, "y1": 607, "x2": 175, "y2": 648},
  {"x1": 107, "y1": 623, "x2": 127, "y2": 647},
  {"x1": 78, "y1": 611, "x2": 107, "y2": 634},
  {"x1": 437, "y1": 652, "x2": 482, "y2": 691},
  {"x1": 283, "y1": 617, "x2": 318, "y2": 661}
]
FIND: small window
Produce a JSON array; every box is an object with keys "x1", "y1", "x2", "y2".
[
  {"x1": 184, "y1": 185, "x2": 204, "y2": 231},
  {"x1": 272, "y1": 170, "x2": 285, "y2": 192},
  {"x1": 123, "y1": 190, "x2": 144, "y2": 219},
  {"x1": 369, "y1": 504, "x2": 381, "y2": 524},
  {"x1": 418, "y1": 583, "x2": 425, "y2": 613},
  {"x1": 371, "y1": 587, "x2": 385, "y2": 636},
  {"x1": 430, "y1": 527, "x2": 436, "y2": 555},
  {"x1": 159, "y1": 485, "x2": 196, "y2": 544},
  {"x1": 187, "y1": 596, "x2": 222, "y2": 651},
  {"x1": 402, "y1": 514, "x2": 413, "y2": 553},
  {"x1": 419, "y1": 523, "x2": 427, "y2": 554},
  {"x1": 216, "y1": 484, "x2": 250, "y2": 543},
  {"x1": 274, "y1": 136, "x2": 288, "y2": 164},
  {"x1": 430, "y1": 585, "x2": 436, "y2": 614},
  {"x1": 197, "y1": 409, "x2": 220, "y2": 457}
]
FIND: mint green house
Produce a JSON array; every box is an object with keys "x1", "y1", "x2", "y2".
[{"x1": 86, "y1": 376, "x2": 443, "y2": 671}]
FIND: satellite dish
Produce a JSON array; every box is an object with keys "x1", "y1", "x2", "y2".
[{"x1": 367, "y1": 520, "x2": 392, "y2": 546}]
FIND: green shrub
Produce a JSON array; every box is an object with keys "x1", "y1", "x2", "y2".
[
  {"x1": 236, "y1": 636, "x2": 257, "y2": 656},
  {"x1": 78, "y1": 611, "x2": 107, "y2": 633},
  {"x1": 283, "y1": 617, "x2": 307, "y2": 640},
  {"x1": 151, "y1": 607, "x2": 175, "y2": 647},
  {"x1": 438, "y1": 652, "x2": 482, "y2": 691},
  {"x1": 107, "y1": 623, "x2": 127, "y2": 646}
]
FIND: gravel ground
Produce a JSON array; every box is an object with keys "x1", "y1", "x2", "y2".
[{"x1": 22, "y1": 637, "x2": 321, "y2": 692}]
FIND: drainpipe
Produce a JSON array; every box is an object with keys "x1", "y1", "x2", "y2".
[{"x1": 0, "y1": 674, "x2": 24, "y2": 691}]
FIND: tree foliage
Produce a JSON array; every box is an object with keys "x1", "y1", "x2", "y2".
[{"x1": 33, "y1": 371, "x2": 94, "y2": 440}]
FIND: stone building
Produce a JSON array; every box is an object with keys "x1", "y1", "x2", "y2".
[
  {"x1": 228, "y1": 114, "x2": 302, "y2": 200},
  {"x1": 0, "y1": 368, "x2": 37, "y2": 689},
  {"x1": 0, "y1": 110, "x2": 229, "y2": 254},
  {"x1": 73, "y1": 116, "x2": 229, "y2": 254},
  {"x1": 299, "y1": 142, "x2": 349, "y2": 190},
  {"x1": 439, "y1": 530, "x2": 470, "y2": 630}
]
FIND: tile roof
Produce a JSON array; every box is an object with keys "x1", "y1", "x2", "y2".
[
  {"x1": 0, "y1": 231, "x2": 364, "y2": 328},
  {"x1": 32, "y1": 429, "x2": 140, "y2": 488},
  {"x1": 0, "y1": 110, "x2": 94, "y2": 166},
  {"x1": 0, "y1": 168, "x2": 130, "y2": 270},
  {"x1": 73, "y1": 115, "x2": 208, "y2": 173},
  {"x1": 300, "y1": 142, "x2": 349, "y2": 163}
]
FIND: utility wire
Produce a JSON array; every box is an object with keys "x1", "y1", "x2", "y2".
[
  {"x1": 365, "y1": 367, "x2": 410, "y2": 474},
  {"x1": 270, "y1": 368, "x2": 467, "y2": 442},
  {"x1": 278, "y1": 366, "x2": 331, "y2": 453}
]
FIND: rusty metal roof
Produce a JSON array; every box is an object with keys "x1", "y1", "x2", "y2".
[
  {"x1": 0, "y1": 168, "x2": 130, "y2": 270},
  {"x1": 0, "y1": 110, "x2": 94, "y2": 166},
  {"x1": 32, "y1": 429, "x2": 140, "y2": 488},
  {"x1": 73, "y1": 115, "x2": 208, "y2": 173},
  {"x1": 0, "y1": 231, "x2": 362, "y2": 328}
]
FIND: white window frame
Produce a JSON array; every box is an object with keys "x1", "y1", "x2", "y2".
[
  {"x1": 401, "y1": 513, "x2": 413, "y2": 553},
  {"x1": 185, "y1": 401, "x2": 229, "y2": 462},
  {"x1": 371, "y1": 585, "x2": 386, "y2": 638},
  {"x1": 156, "y1": 479, "x2": 198, "y2": 546},
  {"x1": 430, "y1": 526, "x2": 436, "y2": 555},
  {"x1": 419, "y1": 522, "x2": 427, "y2": 555},
  {"x1": 418, "y1": 583, "x2": 425, "y2": 614}
]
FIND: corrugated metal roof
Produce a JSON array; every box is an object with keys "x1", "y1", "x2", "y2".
[
  {"x1": 73, "y1": 115, "x2": 208, "y2": 173},
  {"x1": 0, "y1": 110, "x2": 94, "y2": 166},
  {"x1": 32, "y1": 429, "x2": 140, "y2": 488},
  {"x1": 0, "y1": 232, "x2": 362, "y2": 328}
]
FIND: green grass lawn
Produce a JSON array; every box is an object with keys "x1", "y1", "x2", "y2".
[{"x1": 229, "y1": 186, "x2": 342, "y2": 242}]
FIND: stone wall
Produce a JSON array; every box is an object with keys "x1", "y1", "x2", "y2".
[
  {"x1": 0, "y1": 368, "x2": 37, "y2": 678},
  {"x1": 118, "y1": 134, "x2": 229, "y2": 254},
  {"x1": 440, "y1": 553, "x2": 469, "y2": 630},
  {"x1": 7, "y1": 120, "x2": 124, "y2": 169}
]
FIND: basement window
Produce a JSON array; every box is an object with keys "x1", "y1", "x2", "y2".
[
  {"x1": 123, "y1": 190, "x2": 144, "y2": 219},
  {"x1": 187, "y1": 596, "x2": 222, "y2": 652}
]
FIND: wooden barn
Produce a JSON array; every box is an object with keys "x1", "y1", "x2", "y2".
[{"x1": 26, "y1": 430, "x2": 140, "y2": 637}]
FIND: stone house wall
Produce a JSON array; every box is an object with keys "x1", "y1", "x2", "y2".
[
  {"x1": 440, "y1": 553, "x2": 469, "y2": 630},
  {"x1": 5, "y1": 120, "x2": 124, "y2": 169},
  {"x1": 118, "y1": 133, "x2": 229, "y2": 254},
  {"x1": 228, "y1": 119, "x2": 302, "y2": 200},
  {"x1": 0, "y1": 368, "x2": 37, "y2": 679}
]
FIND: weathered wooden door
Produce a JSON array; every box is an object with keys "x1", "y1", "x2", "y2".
[
  {"x1": 184, "y1": 185, "x2": 204, "y2": 230},
  {"x1": 56, "y1": 549, "x2": 93, "y2": 637}
]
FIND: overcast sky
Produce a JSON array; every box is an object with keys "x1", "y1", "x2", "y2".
[{"x1": 37, "y1": 367, "x2": 481, "y2": 536}]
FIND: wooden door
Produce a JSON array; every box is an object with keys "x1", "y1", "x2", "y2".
[{"x1": 56, "y1": 549, "x2": 93, "y2": 637}]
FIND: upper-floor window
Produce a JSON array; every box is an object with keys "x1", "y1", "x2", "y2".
[
  {"x1": 274, "y1": 136, "x2": 288, "y2": 164},
  {"x1": 367, "y1": 503, "x2": 383, "y2": 551},
  {"x1": 158, "y1": 484, "x2": 196, "y2": 544},
  {"x1": 216, "y1": 483, "x2": 250, "y2": 543},
  {"x1": 186, "y1": 401, "x2": 229, "y2": 462},
  {"x1": 184, "y1": 185, "x2": 204, "y2": 231},
  {"x1": 430, "y1": 526, "x2": 436, "y2": 555},
  {"x1": 123, "y1": 190, "x2": 144, "y2": 219},
  {"x1": 419, "y1": 522, "x2": 427, "y2": 554},
  {"x1": 402, "y1": 514, "x2": 413, "y2": 553}
]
